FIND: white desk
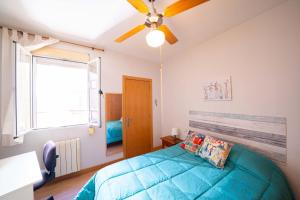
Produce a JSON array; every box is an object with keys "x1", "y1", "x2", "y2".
[{"x1": 0, "y1": 151, "x2": 42, "y2": 200}]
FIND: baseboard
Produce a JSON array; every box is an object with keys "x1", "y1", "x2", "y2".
[
  {"x1": 51, "y1": 157, "x2": 124, "y2": 184},
  {"x1": 152, "y1": 145, "x2": 162, "y2": 151}
]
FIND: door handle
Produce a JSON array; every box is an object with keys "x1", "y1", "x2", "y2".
[{"x1": 126, "y1": 117, "x2": 130, "y2": 128}]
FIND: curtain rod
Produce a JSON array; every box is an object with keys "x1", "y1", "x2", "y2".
[{"x1": 0, "y1": 26, "x2": 104, "y2": 52}]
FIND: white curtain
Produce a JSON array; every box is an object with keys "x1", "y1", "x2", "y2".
[{"x1": 0, "y1": 27, "x2": 59, "y2": 146}]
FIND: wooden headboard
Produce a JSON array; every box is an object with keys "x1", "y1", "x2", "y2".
[
  {"x1": 189, "y1": 110, "x2": 287, "y2": 164},
  {"x1": 105, "y1": 93, "x2": 122, "y2": 122}
]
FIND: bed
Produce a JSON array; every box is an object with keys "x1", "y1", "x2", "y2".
[
  {"x1": 75, "y1": 144, "x2": 294, "y2": 200},
  {"x1": 106, "y1": 120, "x2": 122, "y2": 144}
]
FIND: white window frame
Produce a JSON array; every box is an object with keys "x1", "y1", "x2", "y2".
[
  {"x1": 15, "y1": 42, "x2": 33, "y2": 136},
  {"x1": 88, "y1": 57, "x2": 102, "y2": 128},
  {"x1": 14, "y1": 45, "x2": 102, "y2": 132}
]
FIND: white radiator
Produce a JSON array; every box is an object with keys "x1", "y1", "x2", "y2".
[{"x1": 55, "y1": 138, "x2": 81, "y2": 177}]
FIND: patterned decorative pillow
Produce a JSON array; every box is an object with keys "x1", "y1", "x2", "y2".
[
  {"x1": 180, "y1": 130, "x2": 205, "y2": 153},
  {"x1": 196, "y1": 135, "x2": 232, "y2": 168}
]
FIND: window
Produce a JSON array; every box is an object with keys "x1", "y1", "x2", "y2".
[
  {"x1": 88, "y1": 59, "x2": 100, "y2": 125},
  {"x1": 15, "y1": 44, "x2": 101, "y2": 134},
  {"x1": 33, "y1": 57, "x2": 90, "y2": 128},
  {"x1": 16, "y1": 43, "x2": 32, "y2": 134}
]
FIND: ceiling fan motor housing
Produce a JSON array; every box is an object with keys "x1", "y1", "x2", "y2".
[{"x1": 145, "y1": 13, "x2": 163, "y2": 28}]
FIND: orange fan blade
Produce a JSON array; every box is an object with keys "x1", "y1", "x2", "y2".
[
  {"x1": 127, "y1": 0, "x2": 149, "y2": 14},
  {"x1": 115, "y1": 25, "x2": 146, "y2": 43},
  {"x1": 164, "y1": 0, "x2": 209, "y2": 17},
  {"x1": 158, "y1": 25, "x2": 178, "y2": 44}
]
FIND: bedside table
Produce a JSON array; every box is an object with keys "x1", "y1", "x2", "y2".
[{"x1": 161, "y1": 136, "x2": 183, "y2": 148}]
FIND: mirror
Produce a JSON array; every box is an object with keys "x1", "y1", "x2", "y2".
[{"x1": 105, "y1": 93, "x2": 123, "y2": 156}]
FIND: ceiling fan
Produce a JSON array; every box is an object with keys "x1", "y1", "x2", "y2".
[{"x1": 115, "y1": 0, "x2": 209, "y2": 47}]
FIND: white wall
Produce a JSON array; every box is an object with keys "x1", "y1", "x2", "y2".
[
  {"x1": 162, "y1": 0, "x2": 300, "y2": 198},
  {"x1": 0, "y1": 47, "x2": 161, "y2": 170}
]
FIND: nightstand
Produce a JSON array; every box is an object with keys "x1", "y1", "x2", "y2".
[{"x1": 161, "y1": 136, "x2": 183, "y2": 148}]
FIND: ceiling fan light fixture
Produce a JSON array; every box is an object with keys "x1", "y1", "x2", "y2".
[{"x1": 146, "y1": 29, "x2": 165, "y2": 48}]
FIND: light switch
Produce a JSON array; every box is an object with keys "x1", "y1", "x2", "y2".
[{"x1": 88, "y1": 126, "x2": 95, "y2": 135}]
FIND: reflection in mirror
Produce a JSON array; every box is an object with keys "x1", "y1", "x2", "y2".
[{"x1": 105, "y1": 93, "x2": 123, "y2": 156}]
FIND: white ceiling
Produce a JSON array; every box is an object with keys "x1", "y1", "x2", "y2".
[{"x1": 0, "y1": 0, "x2": 286, "y2": 63}]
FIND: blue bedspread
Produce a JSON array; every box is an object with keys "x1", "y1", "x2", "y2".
[
  {"x1": 106, "y1": 120, "x2": 122, "y2": 144},
  {"x1": 76, "y1": 144, "x2": 294, "y2": 200}
]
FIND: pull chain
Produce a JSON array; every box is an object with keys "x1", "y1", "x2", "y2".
[{"x1": 160, "y1": 45, "x2": 164, "y2": 129}]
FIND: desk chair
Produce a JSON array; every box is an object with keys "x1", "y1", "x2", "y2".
[{"x1": 34, "y1": 141, "x2": 58, "y2": 200}]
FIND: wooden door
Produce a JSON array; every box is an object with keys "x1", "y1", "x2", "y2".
[
  {"x1": 105, "y1": 93, "x2": 122, "y2": 122},
  {"x1": 122, "y1": 76, "x2": 153, "y2": 158}
]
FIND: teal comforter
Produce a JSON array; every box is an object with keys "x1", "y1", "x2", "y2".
[
  {"x1": 76, "y1": 144, "x2": 294, "y2": 200},
  {"x1": 106, "y1": 120, "x2": 122, "y2": 144}
]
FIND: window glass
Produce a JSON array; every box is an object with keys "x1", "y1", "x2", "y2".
[
  {"x1": 88, "y1": 58, "x2": 101, "y2": 126},
  {"x1": 16, "y1": 43, "x2": 32, "y2": 134},
  {"x1": 33, "y1": 57, "x2": 89, "y2": 128}
]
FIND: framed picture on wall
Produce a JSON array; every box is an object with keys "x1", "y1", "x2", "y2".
[{"x1": 202, "y1": 77, "x2": 232, "y2": 101}]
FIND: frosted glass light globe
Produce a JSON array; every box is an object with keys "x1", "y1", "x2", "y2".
[{"x1": 146, "y1": 29, "x2": 165, "y2": 48}]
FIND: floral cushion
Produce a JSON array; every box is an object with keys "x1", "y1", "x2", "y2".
[
  {"x1": 180, "y1": 131, "x2": 205, "y2": 153},
  {"x1": 196, "y1": 135, "x2": 232, "y2": 168}
]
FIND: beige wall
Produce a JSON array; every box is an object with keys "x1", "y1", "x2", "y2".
[
  {"x1": 0, "y1": 45, "x2": 161, "y2": 170},
  {"x1": 162, "y1": 0, "x2": 300, "y2": 197}
]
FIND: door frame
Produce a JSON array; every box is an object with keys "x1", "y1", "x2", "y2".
[{"x1": 122, "y1": 75, "x2": 153, "y2": 158}]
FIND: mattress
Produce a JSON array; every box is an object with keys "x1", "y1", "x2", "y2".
[
  {"x1": 106, "y1": 120, "x2": 122, "y2": 144},
  {"x1": 76, "y1": 144, "x2": 294, "y2": 200}
]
